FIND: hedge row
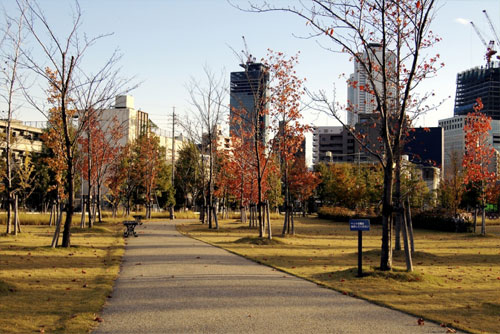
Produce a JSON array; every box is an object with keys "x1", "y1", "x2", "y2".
[
  {"x1": 318, "y1": 206, "x2": 473, "y2": 233},
  {"x1": 317, "y1": 207, "x2": 382, "y2": 225},
  {"x1": 412, "y1": 210, "x2": 473, "y2": 233}
]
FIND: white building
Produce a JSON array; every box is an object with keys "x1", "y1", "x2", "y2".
[
  {"x1": 438, "y1": 115, "x2": 500, "y2": 177},
  {"x1": 80, "y1": 96, "x2": 187, "y2": 202},
  {"x1": 99, "y1": 95, "x2": 149, "y2": 147},
  {"x1": 99, "y1": 95, "x2": 187, "y2": 160},
  {"x1": 347, "y1": 43, "x2": 397, "y2": 126}
]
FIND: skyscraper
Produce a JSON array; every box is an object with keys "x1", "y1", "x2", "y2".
[
  {"x1": 229, "y1": 60, "x2": 269, "y2": 144},
  {"x1": 347, "y1": 43, "x2": 396, "y2": 126},
  {"x1": 454, "y1": 62, "x2": 500, "y2": 119}
]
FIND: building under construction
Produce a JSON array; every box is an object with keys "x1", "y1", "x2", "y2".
[{"x1": 454, "y1": 61, "x2": 500, "y2": 119}]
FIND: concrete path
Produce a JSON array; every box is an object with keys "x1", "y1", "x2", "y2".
[{"x1": 94, "y1": 221, "x2": 462, "y2": 334}]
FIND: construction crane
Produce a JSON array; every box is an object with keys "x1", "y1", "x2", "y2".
[
  {"x1": 482, "y1": 9, "x2": 500, "y2": 56},
  {"x1": 470, "y1": 21, "x2": 497, "y2": 65},
  {"x1": 241, "y1": 36, "x2": 256, "y2": 65}
]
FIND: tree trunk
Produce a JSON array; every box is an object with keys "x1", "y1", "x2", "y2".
[
  {"x1": 212, "y1": 206, "x2": 219, "y2": 230},
  {"x1": 13, "y1": 195, "x2": 20, "y2": 235},
  {"x1": 291, "y1": 204, "x2": 295, "y2": 235},
  {"x1": 380, "y1": 161, "x2": 394, "y2": 271},
  {"x1": 80, "y1": 196, "x2": 86, "y2": 228},
  {"x1": 248, "y1": 205, "x2": 253, "y2": 228},
  {"x1": 200, "y1": 204, "x2": 205, "y2": 224},
  {"x1": 250, "y1": 205, "x2": 255, "y2": 228},
  {"x1": 97, "y1": 185, "x2": 102, "y2": 223},
  {"x1": 88, "y1": 194, "x2": 94, "y2": 228},
  {"x1": 395, "y1": 213, "x2": 402, "y2": 251},
  {"x1": 481, "y1": 204, "x2": 486, "y2": 236},
  {"x1": 49, "y1": 202, "x2": 54, "y2": 227},
  {"x1": 405, "y1": 197, "x2": 415, "y2": 253},
  {"x1": 241, "y1": 206, "x2": 246, "y2": 224},
  {"x1": 208, "y1": 201, "x2": 213, "y2": 229},
  {"x1": 6, "y1": 197, "x2": 12, "y2": 235},
  {"x1": 62, "y1": 165, "x2": 74, "y2": 248},
  {"x1": 266, "y1": 200, "x2": 272, "y2": 240},
  {"x1": 473, "y1": 207, "x2": 477, "y2": 233},
  {"x1": 51, "y1": 202, "x2": 63, "y2": 248},
  {"x1": 281, "y1": 158, "x2": 290, "y2": 235},
  {"x1": 401, "y1": 203, "x2": 413, "y2": 272},
  {"x1": 281, "y1": 208, "x2": 288, "y2": 236}
]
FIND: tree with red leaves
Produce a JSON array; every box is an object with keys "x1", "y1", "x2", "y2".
[
  {"x1": 463, "y1": 98, "x2": 497, "y2": 235},
  {"x1": 227, "y1": 112, "x2": 265, "y2": 227},
  {"x1": 134, "y1": 133, "x2": 165, "y2": 219},
  {"x1": 289, "y1": 157, "x2": 321, "y2": 219},
  {"x1": 266, "y1": 50, "x2": 310, "y2": 236},
  {"x1": 79, "y1": 115, "x2": 124, "y2": 226},
  {"x1": 245, "y1": 0, "x2": 442, "y2": 270}
]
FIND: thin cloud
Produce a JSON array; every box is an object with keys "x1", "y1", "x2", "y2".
[{"x1": 455, "y1": 17, "x2": 470, "y2": 25}]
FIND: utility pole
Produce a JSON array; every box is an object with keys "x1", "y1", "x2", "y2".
[{"x1": 170, "y1": 107, "x2": 176, "y2": 220}]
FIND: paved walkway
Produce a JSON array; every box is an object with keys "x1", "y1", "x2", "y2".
[{"x1": 94, "y1": 221, "x2": 462, "y2": 334}]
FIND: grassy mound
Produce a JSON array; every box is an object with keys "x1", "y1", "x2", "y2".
[
  {"x1": 234, "y1": 236, "x2": 284, "y2": 246},
  {"x1": 0, "y1": 280, "x2": 14, "y2": 296}
]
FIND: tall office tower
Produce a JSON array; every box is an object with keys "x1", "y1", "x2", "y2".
[
  {"x1": 229, "y1": 60, "x2": 269, "y2": 144},
  {"x1": 454, "y1": 62, "x2": 500, "y2": 119},
  {"x1": 347, "y1": 43, "x2": 396, "y2": 126}
]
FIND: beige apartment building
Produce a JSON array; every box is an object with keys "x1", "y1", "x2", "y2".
[{"x1": 0, "y1": 119, "x2": 44, "y2": 159}]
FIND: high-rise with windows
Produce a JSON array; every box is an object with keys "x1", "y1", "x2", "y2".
[
  {"x1": 347, "y1": 43, "x2": 396, "y2": 126},
  {"x1": 229, "y1": 60, "x2": 269, "y2": 144},
  {"x1": 454, "y1": 62, "x2": 500, "y2": 119}
]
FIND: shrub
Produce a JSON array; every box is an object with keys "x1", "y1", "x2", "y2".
[
  {"x1": 318, "y1": 206, "x2": 355, "y2": 221},
  {"x1": 412, "y1": 209, "x2": 473, "y2": 233},
  {"x1": 317, "y1": 206, "x2": 382, "y2": 224}
]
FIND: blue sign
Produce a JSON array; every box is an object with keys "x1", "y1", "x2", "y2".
[{"x1": 349, "y1": 219, "x2": 370, "y2": 231}]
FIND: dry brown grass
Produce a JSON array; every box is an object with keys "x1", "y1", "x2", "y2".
[
  {"x1": 178, "y1": 217, "x2": 500, "y2": 334},
  {"x1": 0, "y1": 219, "x2": 124, "y2": 334}
]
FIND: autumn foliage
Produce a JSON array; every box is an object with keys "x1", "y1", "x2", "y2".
[{"x1": 463, "y1": 98, "x2": 496, "y2": 202}]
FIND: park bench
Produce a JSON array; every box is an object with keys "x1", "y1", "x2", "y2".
[{"x1": 123, "y1": 215, "x2": 143, "y2": 237}]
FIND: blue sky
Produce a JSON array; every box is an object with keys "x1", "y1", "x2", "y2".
[{"x1": 2, "y1": 0, "x2": 500, "y2": 132}]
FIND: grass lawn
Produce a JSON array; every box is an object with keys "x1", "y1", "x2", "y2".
[
  {"x1": 0, "y1": 217, "x2": 124, "y2": 334},
  {"x1": 178, "y1": 217, "x2": 500, "y2": 334}
]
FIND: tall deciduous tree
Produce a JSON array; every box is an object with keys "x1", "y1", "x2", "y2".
[
  {"x1": 175, "y1": 142, "x2": 202, "y2": 210},
  {"x1": 266, "y1": 50, "x2": 309, "y2": 235},
  {"x1": 230, "y1": 101, "x2": 273, "y2": 238},
  {"x1": 0, "y1": 2, "x2": 26, "y2": 235},
  {"x1": 186, "y1": 67, "x2": 227, "y2": 229},
  {"x1": 134, "y1": 133, "x2": 165, "y2": 219},
  {"x1": 289, "y1": 157, "x2": 321, "y2": 217},
  {"x1": 439, "y1": 151, "x2": 465, "y2": 218},
  {"x1": 19, "y1": 0, "x2": 133, "y2": 246},
  {"x1": 105, "y1": 146, "x2": 127, "y2": 218},
  {"x1": 245, "y1": 0, "x2": 441, "y2": 270},
  {"x1": 463, "y1": 98, "x2": 497, "y2": 236},
  {"x1": 79, "y1": 115, "x2": 124, "y2": 225}
]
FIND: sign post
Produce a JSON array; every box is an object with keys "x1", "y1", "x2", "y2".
[{"x1": 349, "y1": 219, "x2": 370, "y2": 277}]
